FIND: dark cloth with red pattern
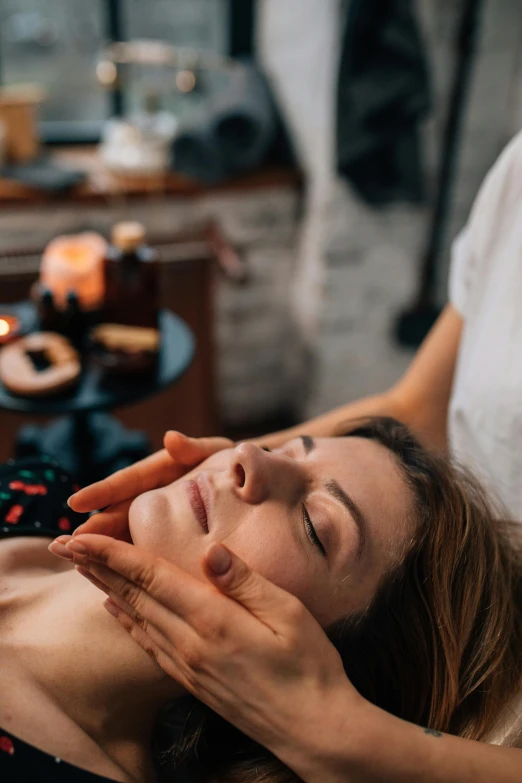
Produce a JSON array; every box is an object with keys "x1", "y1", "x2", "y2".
[
  {"x1": 0, "y1": 730, "x2": 118, "y2": 782},
  {"x1": 0, "y1": 457, "x2": 120, "y2": 782},
  {"x1": 0, "y1": 456, "x2": 88, "y2": 539}
]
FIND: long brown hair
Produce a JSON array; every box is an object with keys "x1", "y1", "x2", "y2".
[{"x1": 153, "y1": 417, "x2": 522, "y2": 783}]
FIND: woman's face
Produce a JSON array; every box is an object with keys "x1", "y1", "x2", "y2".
[{"x1": 129, "y1": 437, "x2": 415, "y2": 626}]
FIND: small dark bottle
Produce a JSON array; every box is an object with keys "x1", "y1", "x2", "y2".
[
  {"x1": 37, "y1": 287, "x2": 62, "y2": 332},
  {"x1": 65, "y1": 290, "x2": 85, "y2": 347},
  {"x1": 102, "y1": 222, "x2": 160, "y2": 328}
]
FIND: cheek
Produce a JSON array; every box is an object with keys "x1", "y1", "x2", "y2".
[
  {"x1": 128, "y1": 488, "x2": 206, "y2": 578},
  {"x1": 220, "y1": 509, "x2": 318, "y2": 610},
  {"x1": 184, "y1": 448, "x2": 236, "y2": 478}
]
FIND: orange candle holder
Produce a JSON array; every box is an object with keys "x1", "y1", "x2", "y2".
[{"x1": 40, "y1": 232, "x2": 107, "y2": 311}]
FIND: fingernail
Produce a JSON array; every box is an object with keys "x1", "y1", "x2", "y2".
[
  {"x1": 71, "y1": 524, "x2": 85, "y2": 537},
  {"x1": 66, "y1": 495, "x2": 74, "y2": 507},
  {"x1": 66, "y1": 540, "x2": 88, "y2": 556},
  {"x1": 48, "y1": 542, "x2": 74, "y2": 561},
  {"x1": 103, "y1": 598, "x2": 119, "y2": 618},
  {"x1": 207, "y1": 544, "x2": 231, "y2": 575}
]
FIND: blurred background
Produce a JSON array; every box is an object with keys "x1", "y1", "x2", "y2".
[{"x1": 0, "y1": 0, "x2": 520, "y2": 470}]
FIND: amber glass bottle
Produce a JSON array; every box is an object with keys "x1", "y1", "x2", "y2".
[{"x1": 102, "y1": 222, "x2": 160, "y2": 328}]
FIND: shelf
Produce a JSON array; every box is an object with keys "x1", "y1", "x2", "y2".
[{"x1": 0, "y1": 146, "x2": 303, "y2": 206}]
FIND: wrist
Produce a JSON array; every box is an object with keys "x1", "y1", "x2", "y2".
[
  {"x1": 290, "y1": 700, "x2": 444, "y2": 783},
  {"x1": 269, "y1": 683, "x2": 376, "y2": 783}
]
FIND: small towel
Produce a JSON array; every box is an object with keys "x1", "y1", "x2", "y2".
[{"x1": 172, "y1": 61, "x2": 278, "y2": 184}]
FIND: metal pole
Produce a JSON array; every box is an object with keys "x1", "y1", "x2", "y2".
[
  {"x1": 72, "y1": 411, "x2": 96, "y2": 486},
  {"x1": 0, "y1": 2, "x2": 4, "y2": 86},
  {"x1": 419, "y1": 0, "x2": 484, "y2": 303},
  {"x1": 229, "y1": 0, "x2": 255, "y2": 58},
  {"x1": 395, "y1": 0, "x2": 484, "y2": 347},
  {"x1": 105, "y1": 0, "x2": 125, "y2": 117}
]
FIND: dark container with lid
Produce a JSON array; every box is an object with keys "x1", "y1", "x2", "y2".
[{"x1": 102, "y1": 221, "x2": 160, "y2": 328}]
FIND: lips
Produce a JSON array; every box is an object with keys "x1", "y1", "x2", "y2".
[{"x1": 185, "y1": 477, "x2": 210, "y2": 533}]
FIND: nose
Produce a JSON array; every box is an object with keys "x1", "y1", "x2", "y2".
[{"x1": 230, "y1": 442, "x2": 307, "y2": 504}]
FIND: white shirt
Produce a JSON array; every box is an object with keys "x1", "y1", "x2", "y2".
[{"x1": 449, "y1": 129, "x2": 522, "y2": 520}]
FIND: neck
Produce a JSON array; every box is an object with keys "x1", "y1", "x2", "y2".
[{"x1": 15, "y1": 568, "x2": 184, "y2": 780}]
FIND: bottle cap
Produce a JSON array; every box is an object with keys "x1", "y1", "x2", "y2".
[{"x1": 111, "y1": 222, "x2": 146, "y2": 252}]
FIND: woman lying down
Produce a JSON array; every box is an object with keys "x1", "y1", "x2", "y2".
[{"x1": 1, "y1": 417, "x2": 521, "y2": 783}]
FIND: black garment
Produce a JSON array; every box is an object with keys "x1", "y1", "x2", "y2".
[
  {"x1": 336, "y1": 0, "x2": 431, "y2": 205},
  {"x1": 0, "y1": 458, "x2": 118, "y2": 782},
  {"x1": 0, "y1": 730, "x2": 119, "y2": 783}
]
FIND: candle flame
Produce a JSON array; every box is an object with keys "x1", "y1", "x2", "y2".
[{"x1": 0, "y1": 319, "x2": 10, "y2": 337}]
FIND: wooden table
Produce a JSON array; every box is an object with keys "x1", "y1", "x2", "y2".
[
  {"x1": 0, "y1": 145, "x2": 302, "y2": 205},
  {"x1": 0, "y1": 306, "x2": 194, "y2": 484}
]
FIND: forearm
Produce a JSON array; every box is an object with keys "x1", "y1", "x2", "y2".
[
  {"x1": 255, "y1": 389, "x2": 444, "y2": 452},
  {"x1": 257, "y1": 305, "x2": 463, "y2": 453},
  {"x1": 255, "y1": 392, "x2": 406, "y2": 450},
  {"x1": 282, "y1": 698, "x2": 522, "y2": 783}
]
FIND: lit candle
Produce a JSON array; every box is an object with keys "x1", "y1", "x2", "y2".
[
  {"x1": 0, "y1": 315, "x2": 20, "y2": 344},
  {"x1": 40, "y1": 232, "x2": 107, "y2": 311}
]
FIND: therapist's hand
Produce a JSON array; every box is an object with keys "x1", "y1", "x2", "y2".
[
  {"x1": 67, "y1": 432, "x2": 232, "y2": 541},
  {"x1": 49, "y1": 534, "x2": 362, "y2": 762}
]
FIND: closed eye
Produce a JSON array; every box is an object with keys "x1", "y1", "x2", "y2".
[
  {"x1": 302, "y1": 505, "x2": 327, "y2": 558},
  {"x1": 263, "y1": 442, "x2": 326, "y2": 558}
]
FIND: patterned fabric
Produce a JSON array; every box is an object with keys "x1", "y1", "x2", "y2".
[
  {"x1": 0, "y1": 457, "x2": 88, "y2": 539},
  {"x1": 0, "y1": 458, "x2": 118, "y2": 782}
]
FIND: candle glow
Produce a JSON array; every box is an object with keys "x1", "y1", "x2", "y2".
[
  {"x1": 40, "y1": 232, "x2": 107, "y2": 310},
  {"x1": 0, "y1": 315, "x2": 20, "y2": 344}
]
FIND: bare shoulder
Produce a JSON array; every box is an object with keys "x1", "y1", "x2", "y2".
[{"x1": 0, "y1": 537, "x2": 74, "y2": 577}]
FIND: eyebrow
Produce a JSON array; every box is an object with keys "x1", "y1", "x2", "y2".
[
  {"x1": 325, "y1": 479, "x2": 367, "y2": 560},
  {"x1": 300, "y1": 435, "x2": 367, "y2": 560},
  {"x1": 300, "y1": 435, "x2": 315, "y2": 454}
]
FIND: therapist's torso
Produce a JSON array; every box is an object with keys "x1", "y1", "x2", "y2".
[
  {"x1": 448, "y1": 129, "x2": 522, "y2": 521},
  {"x1": 447, "y1": 131, "x2": 522, "y2": 748}
]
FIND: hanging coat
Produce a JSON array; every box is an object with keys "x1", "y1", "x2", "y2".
[{"x1": 337, "y1": 0, "x2": 432, "y2": 205}]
